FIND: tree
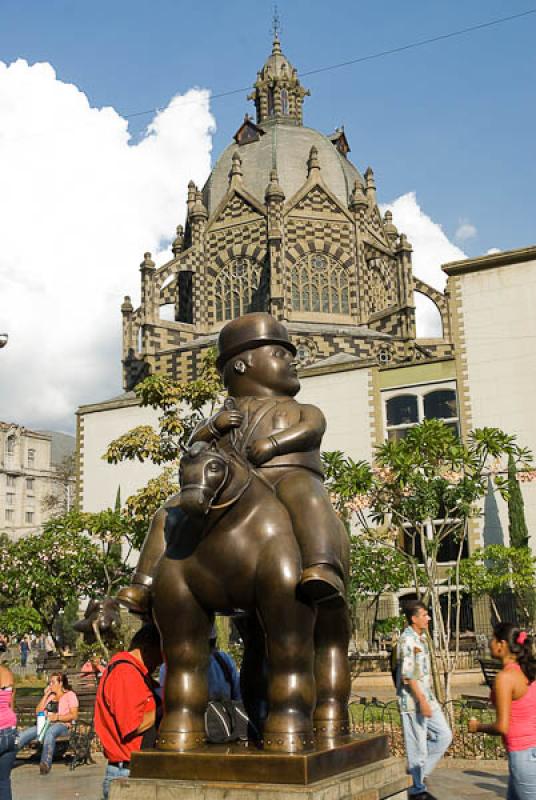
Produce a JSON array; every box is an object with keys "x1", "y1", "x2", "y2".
[
  {"x1": 0, "y1": 606, "x2": 43, "y2": 638},
  {"x1": 347, "y1": 536, "x2": 419, "y2": 647},
  {"x1": 508, "y1": 453, "x2": 529, "y2": 549},
  {"x1": 41, "y1": 453, "x2": 76, "y2": 516},
  {"x1": 0, "y1": 510, "x2": 134, "y2": 633},
  {"x1": 104, "y1": 349, "x2": 223, "y2": 546},
  {"x1": 458, "y1": 544, "x2": 536, "y2": 625},
  {"x1": 323, "y1": 420, "x2": 534, "y2": 701}
]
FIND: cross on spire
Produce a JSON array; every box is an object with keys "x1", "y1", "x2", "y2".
[{"x1": 271, "y1": 4, "x2": 281, "y2": 41}]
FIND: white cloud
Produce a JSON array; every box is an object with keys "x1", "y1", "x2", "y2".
[
  {"x1": 455, "y1": 221, "x2": 477, "y2": 242},
  {"x1": 381, "y1": 192, "x2": 466, "y2": 337},
  {"x1": 486, "y1": 247, "x2": 501, "y2": 255},
  {"x1": 0, "y1": 59, "x2": 215, "y2": 433}
]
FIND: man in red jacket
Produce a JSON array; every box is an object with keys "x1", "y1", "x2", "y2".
[{"x1": 94, "y1": 623, "x2": 162, "y2": 799}]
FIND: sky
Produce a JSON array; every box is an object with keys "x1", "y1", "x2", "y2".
[{"x1": 0, "y1": 0, "x2": 535, "y2": 433}]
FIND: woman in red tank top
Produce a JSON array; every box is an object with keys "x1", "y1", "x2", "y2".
[{"x1": 468, "y1": 622, "x2": 536, "y2": 800}]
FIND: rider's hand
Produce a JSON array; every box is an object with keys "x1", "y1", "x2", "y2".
[
  {"x1": 213, "y1": 409, "x2": 243, "y2": 434},
  {"x1": 247, "y1": 438, "x2": 277, "y2": 466}
]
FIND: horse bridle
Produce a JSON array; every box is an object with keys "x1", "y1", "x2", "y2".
[{"x1": 180, "y1": 448, "x2": 253, "y2": 513}]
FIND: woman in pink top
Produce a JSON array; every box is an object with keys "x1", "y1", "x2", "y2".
[
  {"x1": 468, "y1": 622, "x2": 536, "y2": 800},
  {"x1": 0, "y1": 663, "x2": 17, "y2": 800},
  {"x1": 17, "y1": 672, "x2": 78, "y2": 775}
]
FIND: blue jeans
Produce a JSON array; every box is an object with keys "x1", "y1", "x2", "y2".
[
  {"x1": 0, "y1": 728, "x2": 17, "y2": 800},
  {"x1": 102, "y1": 762, "x2": 130, "y2": 800},
  {"x1": 17, "y1": 723, "x2": 70, "y2": 768},
  {"x1": 401, "y1": 702, "x2": 452, "y2": 795},
  {"x1": 508, "y1": 747, "x2": 536, "y2": 800}
]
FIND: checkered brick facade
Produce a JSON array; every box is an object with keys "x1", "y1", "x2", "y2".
[{"x1": 120, "y1": 46, "x2": 453, "y2": 390}]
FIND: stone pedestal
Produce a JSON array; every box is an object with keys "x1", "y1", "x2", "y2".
[{"x1": 109, "y1": 739, "x2": 409, "y2": 800}]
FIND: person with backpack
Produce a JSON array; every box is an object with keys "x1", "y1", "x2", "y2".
[
  {"x1": 94, "y1": 623, "x2": 162, "y2": 800},
  {"x1": 396, "y1": 600, "x2": 451, "y2": 800}
]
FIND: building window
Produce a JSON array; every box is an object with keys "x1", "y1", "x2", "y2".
[
  {"x1": 291, "y1": 253, "x2": 350, "y2": 315},
  {"x1": 5, "y1": 509, "x2": 14, "y2": 522},
  {"x1": 25, "y1": 511, "x2": 34, "y2": 524},
  {"x1": 280, "y1": 88, "x2": 289, "y2": 115},
  {"x1": 6, "y1": 493, "x2": 15, "y2": 507},
  {"x1": 383, "y1": 383, "x2": 458, "y2": 442},
  {"x1": 26, "y1": 477, "x2": 34, "y2": 491},
  {"x1": 6, "y1": 475, "x2": 15, "y2": 488},
  {"x1": 6, "y1": 436, "x2": 15, "y2": 455},
  {"x1": 214, "y1": 258, "x2": 268, "y2": 322},
  {"x1": 27, "y1": 448, "x2": 35, "y2": 467}
]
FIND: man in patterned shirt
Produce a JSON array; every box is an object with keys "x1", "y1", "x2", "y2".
[{"x1": 396, "y1": 600, "x2": 452, "y2": 800}]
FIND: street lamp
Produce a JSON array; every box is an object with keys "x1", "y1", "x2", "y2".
[{"x1": 0, "y1": 334, "x2": 8, "y2": 349}]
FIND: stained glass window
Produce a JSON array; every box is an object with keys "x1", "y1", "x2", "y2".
[
  {"x1": 291, "y1": 253, "x2": 350, "y2": 315},
  {"x1": 214, "y1": 259, "x2": 268, "y2": 322}
]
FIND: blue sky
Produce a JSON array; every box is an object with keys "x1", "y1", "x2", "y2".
[
  {"x1": 1, "y1": 1, "x2": 535, "y2": 432},
  {"x1": 1, "y1": 0, "x2": 534, "y2": 256}
]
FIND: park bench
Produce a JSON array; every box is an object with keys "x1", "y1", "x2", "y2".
[{"x1": 16, "y1": 670, "x2": 98, "y2": 770}]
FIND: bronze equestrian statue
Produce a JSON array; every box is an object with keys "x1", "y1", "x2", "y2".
[{"x1": 118, "y1": 312, "x2": 351, "y2": 753}]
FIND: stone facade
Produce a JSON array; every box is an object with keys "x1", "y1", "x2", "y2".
[
  {"x1": 0, "y1": 423, "x2": 58, "y2": 539},
  {"x1": 121, "y1": 36, "x2": 452, "y2": 391}
]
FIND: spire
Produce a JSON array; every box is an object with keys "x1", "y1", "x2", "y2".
[
  {"x1": 383, "y1": 210, "x2": 398, "y2": 243},
  {"x1": 248, "y1": 32, "x2": 310, "y2": 126},
  {"x1": 229, "y1": 150, "x2": 243, "y2": 186},
  {"x1": 172, "y1": 225, "x2": 184, "y2": 256},
  {"x1": 364, "y1": 167, "x2": 376, "y2": 202},
  {"x1": 349, "y1": 179, "x2": 367, "y2": 212},
  {"x1": 265, "y1": 167, "x2": 285, "y2": 203},
  {"x1": 307, "y1": 146, "x2": 320, "y2": 177}
]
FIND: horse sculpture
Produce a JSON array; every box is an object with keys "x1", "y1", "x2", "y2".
[{"x1": 152, "y1": 440, "x2": 351, "y2": 754}]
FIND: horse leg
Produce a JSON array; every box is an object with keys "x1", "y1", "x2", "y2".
[
  {"x1": 233, "y1": 613, "x2": 267, "y2": 739},
  {"x1": 257, "y1": 547, "x2": 316, "y2": 753},
  {"x1": 152, "y1": 559, "x2": 211, "y2": 751},
  {"x1": 313, "y1": 603, "x2": 352, "y2": 742}
]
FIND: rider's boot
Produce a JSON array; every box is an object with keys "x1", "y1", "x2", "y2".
[
  {"x1": 299, "y1": 563, "x2": 346, "y2": 608},
  {"x1": 116, "y1": 573, "x2": 153, "y2": 615}
]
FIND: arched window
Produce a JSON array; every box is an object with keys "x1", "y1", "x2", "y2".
[
  {"x1": 214, "y1": 258, "x2": 268, "y2": 322},
  {"x1": 368, "y1": 257, "x2": 395, "y2": 313},
  {"x1": 280, "y1": 88, "x2": 289, "y2": 115},
  {"x1": 6, "y1": 435, "x2": 15, "y2": 455},
  {"x1": 291, "y1": 253, "x2": 350, "y2": 315},
  {"x1": 267, "y1": 89, "x2": 275, "y2": 116}
]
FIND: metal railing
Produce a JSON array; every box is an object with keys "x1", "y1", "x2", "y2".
[{"x1": 349, "y1": 698, "x2": 506, "y2": 760}]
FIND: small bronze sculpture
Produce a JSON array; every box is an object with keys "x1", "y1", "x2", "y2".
[{"x1": 118, "y1": 313, "x2": 351, "y2": 753}]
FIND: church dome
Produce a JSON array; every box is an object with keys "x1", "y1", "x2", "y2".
[
  {"x1": 202, "y1": 35, "x2": 364, "y2": 215},
  {"x1": 203, "y1": 123, "x2": 364, "y2": 215}
]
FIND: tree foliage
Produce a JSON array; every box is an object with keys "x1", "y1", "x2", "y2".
[
  {"x1": 324, "y1": 420, "x2": 533, "y2": 698},
  {"x1": 0, "y1": 606, "x2": 44, "y2": 637},
  {"x1": 104, "y1": 350, "x2": 223, "y2": 466},
  {"x1": 507, "y1": 453, "x2": 529, "y2": 549},
  {"x1": 0, "y1": 510, "x2": 133, "y2": 632},
  {"x1": 103, "y1": 349, "x2": 223, "y2": 548}
]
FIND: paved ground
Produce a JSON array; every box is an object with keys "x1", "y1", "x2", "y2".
[
  {"x1": 428, "y1": 762, "x2": 509, "y2": 799},
  {"x1": 352, "y1": 671, "x2": 489, "y2": 704},
  {"x1": 11, "y1": 757, "x2": 509, "y2": 800}
]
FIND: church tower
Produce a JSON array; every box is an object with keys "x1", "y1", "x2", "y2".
[{"x1": 122, "y1": 36, "x2": 452, "y2": 389}]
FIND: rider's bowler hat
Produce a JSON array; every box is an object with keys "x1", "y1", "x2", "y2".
[{"x1": 216, "y1": 312, "x2": 297, "y2": 371}]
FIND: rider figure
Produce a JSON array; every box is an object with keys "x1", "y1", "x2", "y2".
[{"x1": 118, "y1": 313, "x2": 347, "y2": 614}]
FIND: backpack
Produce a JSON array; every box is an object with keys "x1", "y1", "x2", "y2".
[{"x1": 204, "y1": 652, "x2": 255, "y2": 744}]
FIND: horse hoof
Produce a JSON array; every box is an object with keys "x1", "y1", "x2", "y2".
[
  {"x1": 263, "y1": 732, "x2": 314, "y2": 753},
  {"x1": 156, "y1": 731, "x2": 206, "y2": 751}
]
